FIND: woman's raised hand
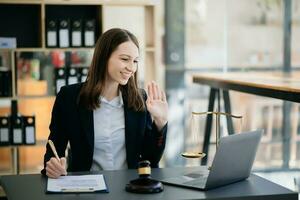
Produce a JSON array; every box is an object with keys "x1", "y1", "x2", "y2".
[{"x1": 146, "y1": 81, "x2": 168, "y2": 130}]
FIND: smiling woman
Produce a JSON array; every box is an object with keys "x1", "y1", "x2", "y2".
[{"x1": 41, "y1": 28, "x2": 168, "y2": 179}]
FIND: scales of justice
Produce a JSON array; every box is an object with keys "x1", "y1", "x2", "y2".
[
  {"x1": 125, "y1": 111, "x2": 243, "y2": 193},
  {"x1": 181, "y1": 111, "x2": 243, "y2": 159}
]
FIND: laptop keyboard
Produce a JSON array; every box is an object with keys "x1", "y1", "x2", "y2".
[
  {"x1": 184, "y1": 176, "x2": 207, "y2": 187},
  {"x1": 162, "y1": 171, "x2": 209, "y2": 189},
  {"x1": 184, "y1": 173, "x2": 208, "y2": 178}
]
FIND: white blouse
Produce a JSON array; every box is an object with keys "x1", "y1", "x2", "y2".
[{"x1": 90, "y1": 92, "x2": 127, "y2": 171}]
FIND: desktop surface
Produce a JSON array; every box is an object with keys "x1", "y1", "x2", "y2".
[{"x1": 0, "y1": 166, "x2": 298, "y2": 200}]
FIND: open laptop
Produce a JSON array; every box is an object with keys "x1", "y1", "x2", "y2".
[{"x1": 162, "y1": 130, "x2": 262, "y2": 190}]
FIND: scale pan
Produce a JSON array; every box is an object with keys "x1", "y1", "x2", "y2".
[{"x1": 181, "y1": 152, "x2": 206, "y2": 158}]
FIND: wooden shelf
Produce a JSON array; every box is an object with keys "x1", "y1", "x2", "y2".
[
  {"x1": 0, "y1": 0, "x2": 41, "y2": 4},
  {"x1": 15, "y1": 95, "x2": 56, "y2": 99},
  {"x1": 18, "y1": 47, "x2": 94, "y2": 52},
  {"x1": 0, "y1": 97, "x2": 12, "y2": 101},
  {"x1": 44, "y1": 0, "x2": 157, "y2": 6},
  {"x1": 0, "y1": 139, "x2": 47, "y2": 147},
  {"x1": 0, "y1": 0, "x2": 157, "y2": 6},
  {"x1": 1, "y1": 47, "x2": 95, "y2": 52},
  {"x1": 1, "y1": 96, "x2": 57, "y2": 108}
]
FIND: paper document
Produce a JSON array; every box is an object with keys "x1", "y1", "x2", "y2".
[{"x1": 47, "y1": 174, "x2": 108, "y2": 193}]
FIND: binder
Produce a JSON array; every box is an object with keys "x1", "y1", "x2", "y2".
[
  {"x1": 59, "y1": 19, "x2": 70, "y2": 48},
  {"x1": 0, "y1": 68, "x2": 12, "y2": 97},
  {"x1": 11, "y1": 115, "x2": 23, "y2": 145},
  {"x1": 4, "y1": 69, "x2": 12, "y2": 97},
  {"x1": 0, "y1": 116, "x2": 10, "y2": 146},
  {"x1": 84, "y1": 20, "x2": 95, "y2": 47},
  {"x1": 0, "y1": 37, "x2": 16, "y2": 48},
  {"x1": 0, "y1": 69, "x2": 3, "y2": 97},
  {"x1": 55, "y1": 68, "x2": 66, "y2": 94},
  {"x1": 47, "y1": 19, "x2": 57, "y2": 47},
  {"x1": 22, "y1": 115, "x2": 35, "y2": 145},
  {"x1": 71, "y1": 19, "x2": 82, "y2": 47},
  {"x1": 80, "y1": 67, "x2": 88, "y2": 82},
  {"x1": 67, "y1": 68, "x2": 78, "y2": 85}
]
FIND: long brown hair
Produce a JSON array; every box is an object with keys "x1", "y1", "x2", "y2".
[{"x1": 78, "y1": 28, "x2": 145, "y2": 111}]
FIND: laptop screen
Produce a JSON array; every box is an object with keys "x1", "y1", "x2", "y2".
[{"x1": 205, "y1": 130, "x2": 262, "y2": 189}]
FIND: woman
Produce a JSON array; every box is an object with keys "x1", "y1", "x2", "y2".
[{"x1": 42, "y1": 28, "x2": 168, "y2": 178}]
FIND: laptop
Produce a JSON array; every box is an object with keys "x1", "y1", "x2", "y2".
[{"x1": 162, "y1": 130, "x2": 262, "y2": 190}]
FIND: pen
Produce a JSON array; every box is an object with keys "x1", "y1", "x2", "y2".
[{"x1": 48, "y1": 140, "x2": 60, "y2": 161}]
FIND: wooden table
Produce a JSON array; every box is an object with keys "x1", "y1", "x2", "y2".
[{"x1": 193, "y1": 72, "x2": 300, "y2": 167}]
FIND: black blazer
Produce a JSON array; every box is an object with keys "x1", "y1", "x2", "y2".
[{"x1": 42, "y1": 83, "x2": 167, "y2": 174}]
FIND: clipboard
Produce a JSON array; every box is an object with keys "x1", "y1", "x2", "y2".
[{"x1": 46, "y1": 174, "x2": 109, "y2": 193}]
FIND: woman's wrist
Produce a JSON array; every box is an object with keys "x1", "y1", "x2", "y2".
[{"x1": 153, "y1": 117, "x2": 168, "y2": 131}]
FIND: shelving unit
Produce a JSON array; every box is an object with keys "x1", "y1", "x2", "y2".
[{"x1": 0, "y1": 0, "x2": 162, "y2": 174}]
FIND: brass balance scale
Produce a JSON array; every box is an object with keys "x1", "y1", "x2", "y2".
[{"x1": 181, "y1": 111, "x2": 243, "y2": 159}]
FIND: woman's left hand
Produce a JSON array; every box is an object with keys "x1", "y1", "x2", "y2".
[{"x1": 146, "y1": 81, "x2": 168, "y2": 131}]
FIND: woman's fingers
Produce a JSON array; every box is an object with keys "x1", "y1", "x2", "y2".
[
  {"x1": 161, "y1": 90, "x2": 167, "y2": 102},
  {"x1": 46, "y1": 172, "x2": 56, "y2": 179},
  {"x1": 148, "y1": 81, "x2": 165, "y2": 101},
  {"x1": 46, "y1": 165, "x2": 60, "y2": 178},
  {"x1": 46, "y1": 166, "x2": 60, "y2": 178},
  {"x1": 46, "y1": 157, "x2": 67, "y2": 178},
  {"x1": 46, "y1": 159, "x2": 59, "y2": 172},
  {"x1": 52, "y1": 158, "x2": 66, "y2": 174},
  {"x1": 152, "y1": 81, "x2": 158, "y2": 100},
  {"x1": 46, "y1": 162, "x2": 62, "y2": 177},
  {"x1": 155, "y1": 83, "x2": 162, "y2": 100},
  {"x1": 147, "y1": 83, "x2": 153, "y2": 102}
]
